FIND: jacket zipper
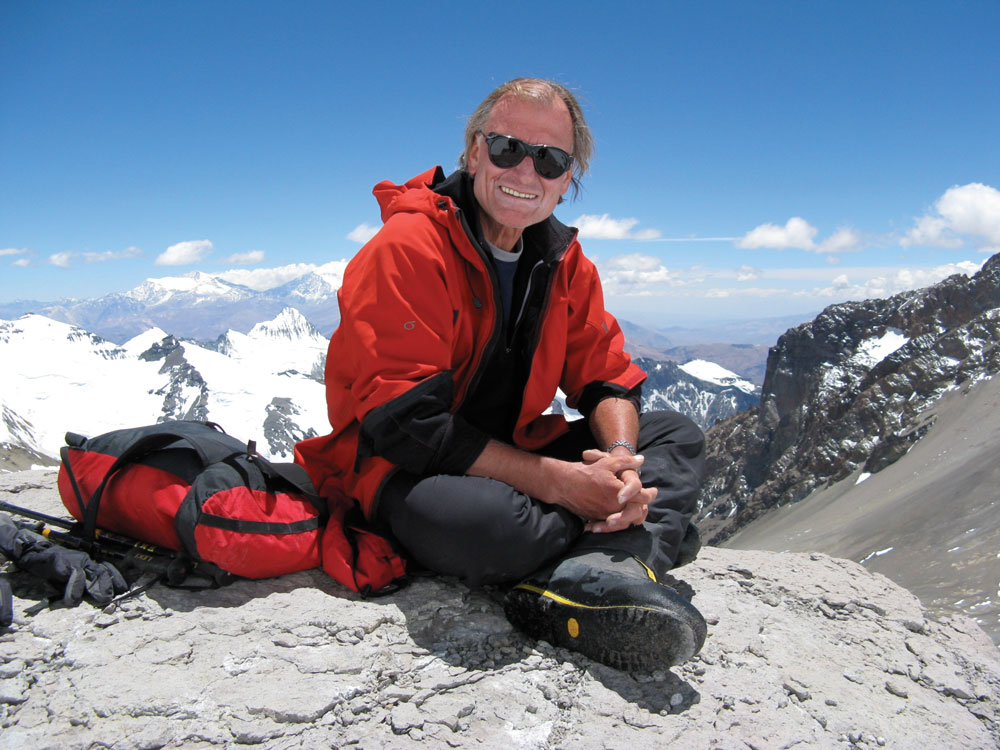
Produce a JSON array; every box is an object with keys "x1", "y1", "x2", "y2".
[
  {"x1": 506, "y1": 258, "x2": 545, "y2": 354},
  {"x1": 446, "y1": 199, "x2": 576, "y2": 424},
  {"x1": 450, "y1": 206, "x2": 504, "y2": 408},
  {"x1": 512, "y1": 232, "x2": 576, "y2": 428}
]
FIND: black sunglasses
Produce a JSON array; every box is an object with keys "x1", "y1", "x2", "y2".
[{"x1": 480, "y1": 131, "x2": 574, "y2": 180}]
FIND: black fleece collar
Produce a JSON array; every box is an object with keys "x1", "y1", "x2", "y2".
[{"x1": 430, "y1": 169, "x2": 576, "y2": 265}]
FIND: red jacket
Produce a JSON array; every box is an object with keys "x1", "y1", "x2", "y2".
[{"x1": 296, "y1": 167, "x2": 646, "y2": 518}]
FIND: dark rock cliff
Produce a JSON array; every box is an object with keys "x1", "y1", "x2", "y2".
[{"x1": 698, "y1": 253, "x2": 1000, "y2": 543}]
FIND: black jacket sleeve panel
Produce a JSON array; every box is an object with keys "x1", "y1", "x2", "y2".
[
  {"x1": 357, "y1": 370, "x2": 491, "y2": 477},
  {"x1": 576, "y1": 382, "x2": 643, "y2": 421}
]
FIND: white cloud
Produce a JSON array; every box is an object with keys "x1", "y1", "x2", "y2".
[
  {"x1": 903, "y1": 183, "x2": 1000, "y2": 248},
  {"x1": 83, "y1": 246, "x2": 141, "y2": 263},
  {"x1": 621, "y1": 260, "x2": 985, "y2": 316},
  {"x1": 703, "y1": 286, "x2": 792, "y2": 300},
  {"x1": 599, "y1": 253, "x2": 683, "y2": 295},
  {"x1": 901, "y1": 215, "x2": 962, "y2": 248},
  {"x1": 49, "y1": 252, "x2": 73, "y2": 268},
  {"x1": 815, "y1": 261, "x2": 983, "y2": 301},
  {"x1": 573, "y1": 214, "x2": 662, "y2": 240},
  {"x1": 631, "y1": 228, "x2": 663, "y2": 240},
  {"x1": 347, "y1": 223, "x2": 380, "y2": 243},
  {"x1": 46, "y1": 246, "x2": 141, "y2": 268},
  {"x1": 736, "y1": 218, "x2": 867, "y2": 256},
  {"x1": 156, "y1": 239, "x2": 213, "y2": 266},
  {"x1": 2, "y1": 248, "x2": 30, "y2": 267},
  {"x1": 818, "y1": 227, "x2": 863, "y2": 254},
  {"x1": 221, "y1": 250, "x2": 266, "y2": 265},
  {"x1": 736, "y1": 217, "x2": 818, "y2": 250},
  {"x1": 217, "y1": 259, "x2": 350, "y2": 292},
  {"x1": 938, "y1": 183, "x2": 1000, "y2": 244}
]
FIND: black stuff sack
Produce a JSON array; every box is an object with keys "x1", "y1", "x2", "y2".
[{"x1": 57, "y1": 421, "x2": 326, "y2": 579}]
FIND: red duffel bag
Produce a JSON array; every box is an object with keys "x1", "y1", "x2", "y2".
[{"x1": 57, "y1": 421, "x2": 326, "y2": 579}]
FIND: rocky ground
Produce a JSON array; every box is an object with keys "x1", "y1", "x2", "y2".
[{"x1": 1, "y1": 471, "x2": 999, "y2": 749}]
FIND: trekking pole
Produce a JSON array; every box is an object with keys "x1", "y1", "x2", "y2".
[
  {"x1": 0, "y1": 573, "x2": 12, "y2": 627},
  {"x1": 0, "y1": 500, "x2": 177, "y2": 560},
  {"x1": 0, "y1": 501, "x2": 77, "y2": 530},
  {"x1": 0, "y1": 502, "x2": 232, "y2": 588},
  {"x1": 0, "y1": 501, "x2": 192, "y2": 586},
  {"x1": 8, "y1": 517, "x2": 184, "y2": 584}
]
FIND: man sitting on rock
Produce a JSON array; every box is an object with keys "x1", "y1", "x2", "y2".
[{"x1": 296, "y1": 77, "x2": 707, "y2": 672}]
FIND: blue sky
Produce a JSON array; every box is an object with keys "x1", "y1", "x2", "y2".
[{"x1": 2, "y1": 1, "x2": 998, "y2": 328}]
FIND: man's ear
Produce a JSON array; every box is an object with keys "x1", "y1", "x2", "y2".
[
  {"x1": 466, "y1": 137, "x2": 481, "y2": 176},
  {"x1": 558, "y1": 169, "x2": 572, "y2": 198}
]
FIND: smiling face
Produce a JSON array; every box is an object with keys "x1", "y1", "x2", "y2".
[{"x1": 466, "y1": 94, "x2": 574, "y2": 250}]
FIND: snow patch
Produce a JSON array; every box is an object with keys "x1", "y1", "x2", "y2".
[
  {"x1": 121, "y1": 327, "x2": 170, "y2": 357},
  {"x1": 860, "y1": 547, "x2": 894, "y2": 564},
  {"x1": 545, "y1": 389, "x2": 583, "y2": 421},
  {"x1": 851, "y1": 329, "x2": 909, "y2": 369},
  {"x1": 679, "y1": 359, "x2": 757, "y2": 394}
]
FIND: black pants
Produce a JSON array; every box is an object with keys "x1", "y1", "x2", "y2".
[{"x1": 375, "y1": 410, "x2": 706, "y2": 587}]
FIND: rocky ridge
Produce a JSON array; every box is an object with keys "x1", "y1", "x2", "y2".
[
  {"x1": 698, "y1": 252, "x2": 1000, "y2": 543},
  {"x1": 1, "y1": 471, "x2": 999, "y2": 749}
]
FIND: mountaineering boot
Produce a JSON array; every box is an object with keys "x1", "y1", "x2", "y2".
[{"x1": 503, "y1": 549, "x2": 707, "y2": 673}]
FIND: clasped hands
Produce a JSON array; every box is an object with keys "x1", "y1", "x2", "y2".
[{"x1": 567, "y1": 448, "x2": 658, "y2": 534}]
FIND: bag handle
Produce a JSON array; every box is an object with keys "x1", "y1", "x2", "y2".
[{"x1": 248, "y1": 453, "x2": 328, "y2": 521}]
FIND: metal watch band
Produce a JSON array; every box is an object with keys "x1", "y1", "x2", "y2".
[{"x1": 606, "y1": 439, "x2": 636, "y2": 455}]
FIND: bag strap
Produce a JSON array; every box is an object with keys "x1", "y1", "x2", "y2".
[
  {"x1": 80, "y1": 429, "x2": 244, "y2": 545},
  {"x1": 249, "y1": 453, "x2": 329, "y2": 521},
  {"x1": 60, "y1": 445, "x2": 88, "y2": 521}
]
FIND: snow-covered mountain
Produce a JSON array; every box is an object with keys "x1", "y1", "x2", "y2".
[
  {"x1": 524, "y1": 360, "x2": 759, "y2": 432},
  {"x1": 1, "y1": 305, "x2": 757, "y2": 467},
  {"x1": 0, "y1": 308, "x2": 328, "y2": 463},
  {"x1": 0, "y1": 263, "x2": 347, "y2": 343},
  {"x1": 678, "y1": 359, "x2": 757, "y2": 394},
  {"x1": 637, "y1": 357, "x2": 761, "y2": 430}
]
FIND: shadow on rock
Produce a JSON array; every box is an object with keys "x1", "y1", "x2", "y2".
[
  {"x1": 140, "y1": 567, "x2": 360, "y2": 612},
  {"x1": 390, "y1": 571, "x2": 702, "y2": 714},
  {"x1": 587, "y1": 661, "x2": 702, "y2": 714}
]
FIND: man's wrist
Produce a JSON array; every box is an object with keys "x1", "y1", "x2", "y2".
[{"x1": 606, "y1": 439, "x2": 636, "y2": 455}]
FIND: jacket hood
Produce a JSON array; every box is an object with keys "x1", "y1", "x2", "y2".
[{"x1": 372, "y1": 166, "x2": 444, "y2": 222}]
